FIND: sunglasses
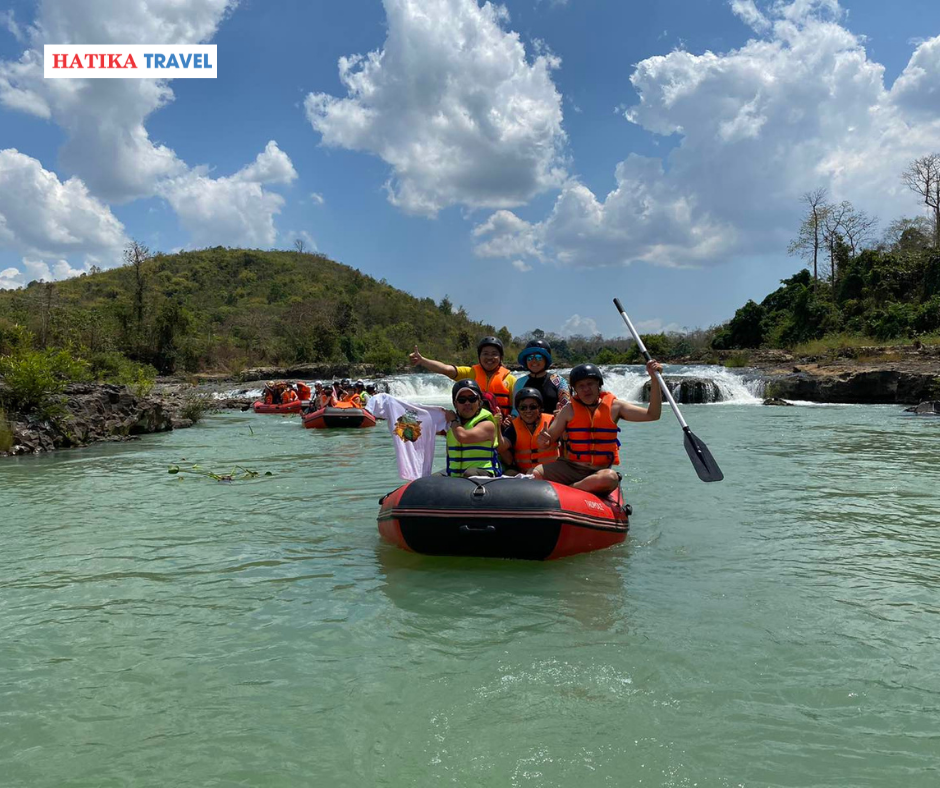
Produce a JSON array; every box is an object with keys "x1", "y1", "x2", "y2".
[
  {"x1": 517, "y1": 404, "x2": 540, "y2": 411},
  {"x1": 455, "y1": 395, "x2": 480, "y2": 404}
]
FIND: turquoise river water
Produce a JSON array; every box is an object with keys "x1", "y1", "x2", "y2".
[{"x1": 1, "y1": 372, "x2": 939, "y2": 787}]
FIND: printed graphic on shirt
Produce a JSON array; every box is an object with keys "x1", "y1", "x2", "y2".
[{"x1": 394, "y1": 411, "x2": 423, "y2": 442}]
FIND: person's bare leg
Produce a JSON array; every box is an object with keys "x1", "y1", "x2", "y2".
[{"x1": 571, "y1": 469, "x2": 618, "y2": 496}]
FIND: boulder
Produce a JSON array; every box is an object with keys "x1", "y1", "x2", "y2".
[
  {"x1": 765, "y1": 371, "x2": 940, "y2": 404},
  {"x1": 763, "y1": 397, "x2": 793, "y2": 406},
  {"x1": 641, "y1": 377, "x2": 723, "y2": 404},
  {"x1": 903, "y1": 400, "x2": 940, "y2": 415}
]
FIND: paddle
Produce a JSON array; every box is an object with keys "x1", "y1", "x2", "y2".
[{"x1": 613, "y1": 298, "x2": 724, "y2": 482}]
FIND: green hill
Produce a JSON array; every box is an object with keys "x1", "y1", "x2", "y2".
[{"x1": 0, "y1": 247, "x2": 514, "y2": 374}]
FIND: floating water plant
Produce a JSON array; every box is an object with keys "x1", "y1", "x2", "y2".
[{"x1": 168, "y1": 463, "x2": 272, "y2": 482}]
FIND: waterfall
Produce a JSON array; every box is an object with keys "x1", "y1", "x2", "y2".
[{"x1": 218, "y1": 367, "x2": 765, "y2": 405}]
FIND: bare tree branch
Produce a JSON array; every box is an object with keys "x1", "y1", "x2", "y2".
[
  {"x1": 787, "y1": 188, "x2": 830, "y2": 282},
  {"x1": 901, "y1": 154, "x2": 940, "y2": 249}
]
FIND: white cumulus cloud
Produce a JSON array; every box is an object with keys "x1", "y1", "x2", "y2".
[
  {"x1": 560, "y1": 314, "x2": 598, "y2": 336},
  {"x1": 305, "y1": 0, "x2": 567, "y2": 216},
  {"x1": 0, "y1": 148, "x2": 127, "y2": 259},
  {"x1": 0, "y1": 4, "x2": 301, "y2": 260},
  {"x1": 474, "y1": 1, "x2": 940, "y2": 270},
  {"x1": 0, "y1": 0, "x2": 238, "y2": 203},
  {"x1": 158, "y1": 142, "x2": 297, "y2": 249}
]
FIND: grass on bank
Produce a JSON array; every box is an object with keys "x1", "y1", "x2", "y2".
[{"x1": 790, "y1": 332, "x2": 940, "y2": 358}]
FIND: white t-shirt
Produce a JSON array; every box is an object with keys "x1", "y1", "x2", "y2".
[{"x1": 366, "y1": 394, "x2": 450, "y2": 480}]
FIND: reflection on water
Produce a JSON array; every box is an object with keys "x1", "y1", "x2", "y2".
[{"x1": 2, "y1": 403, "x2": 939, "y2": 786}]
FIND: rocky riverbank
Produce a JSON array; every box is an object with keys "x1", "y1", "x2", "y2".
[
  {"x1": 739, "y1": 347, "x2": 940, "y2": 404},
  {"x1": 0, "y1": 382, "x2": 253, "y2": 457}
]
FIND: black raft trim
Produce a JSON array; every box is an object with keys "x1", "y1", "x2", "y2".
[{"x1": 378, "y1": 507, "x2": 627, "y2": 533}]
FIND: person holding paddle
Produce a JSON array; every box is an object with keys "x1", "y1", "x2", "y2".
[{"x1": 534, "y1": 361, "x2": 662, "y2": 495}]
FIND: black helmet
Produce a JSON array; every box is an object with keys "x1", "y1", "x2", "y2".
[
  {"x1": 452, "y1": 379, "x2": 483, "y2": 403},
  {"x1": 514, "y1": 387, "x2": 544, "y2": 408},
  {"x1": 342, "y1": 378, "x2": 351, "y2": 386},
  {"x1": 476, "y1": 336, "x2": 504, "y2": 357},
  {"x1": 518, "y1": 339, "x2": 552, "y2": 367},
  {"x1": 569, "y1": 363, "x2": 604, "y2": 388}
]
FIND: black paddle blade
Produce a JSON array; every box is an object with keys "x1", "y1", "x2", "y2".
[{"x1": 683, "y1": 429, "x2": 724, "y2": 482}]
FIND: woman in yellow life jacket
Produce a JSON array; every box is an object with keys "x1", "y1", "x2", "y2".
[
  {"x1": 409, "y1": 336, "x2": 516, "y2": 420},
  {"x1": 498, "y1": 388, "x2": 559, "y2": 473},
  {"x1": 534, "y1": 361, "x2": 663, "y2": 495},
  {"x1": 443, "y1": 380, "x2": 501, "y2": 478}
]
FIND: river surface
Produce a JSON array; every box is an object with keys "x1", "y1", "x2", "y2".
[{"x1": 2, "y1": 370, "x2": 939, "y2": 787}]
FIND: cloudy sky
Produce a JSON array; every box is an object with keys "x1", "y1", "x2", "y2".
[{"x1": 1, "y1": 0, "x2": 939, "y2": 338}]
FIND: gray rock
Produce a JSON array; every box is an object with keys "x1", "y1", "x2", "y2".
[
  {"x1": 641, "y1": 377, "x2": 723, "y2": 404},
  {"x1": 765, "y1": 371, "x2": 940, "y2": 404},
  {"x1": 903, "y1": 400, "x2": 940, "y2": 415},
  {"x1": 763, "y1": 397, "x2": 793, "y2": 406}
]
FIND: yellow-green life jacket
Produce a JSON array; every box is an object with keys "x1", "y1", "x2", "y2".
[{"x1": 445, "y1": 409, "x2": 502, "y2": 477}]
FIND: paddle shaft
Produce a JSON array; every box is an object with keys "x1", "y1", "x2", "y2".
[{"x1": 612, "y1": 298, "x2": 689, "y2": 431}]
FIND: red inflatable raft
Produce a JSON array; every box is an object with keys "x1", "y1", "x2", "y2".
[
  {"x1": 252, "y1": 400, "x2": 309, "y2": 414},
  {"x1": 378, "y1": 475, "x2": 629, "y2": 560},
  {"x1": 302, "y1": 404, "x2": 377, "y2": 429}
]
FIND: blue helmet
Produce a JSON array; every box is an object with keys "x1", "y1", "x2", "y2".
[{"x1": 518, "y1": 339, "x2": 552, "y2": 368}]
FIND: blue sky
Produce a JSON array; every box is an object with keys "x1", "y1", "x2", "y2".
[{"x1": 2, "y1": 0, "x2": 940, "y2": 339}]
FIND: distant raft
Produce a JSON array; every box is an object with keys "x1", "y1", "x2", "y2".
[
  {"x1": 253, "y1": 400, "x2": 308, "y2": 414},
  {"x1": 302, "y1": 404, "x2": 377, "y2": 429},
  {"x1": 378, "y1": 475, "x2": 629, "y2": 560}
]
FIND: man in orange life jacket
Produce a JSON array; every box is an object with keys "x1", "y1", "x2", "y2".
[
  {"x1": 409, "y1": 337, "x2": 516, "y2": 420},
  {"x1": 534, "y1": 361, "x2": 662, "y2": 495},
  {"x1": 498, "y1": 388, "x2": 560, "y2": 474}
]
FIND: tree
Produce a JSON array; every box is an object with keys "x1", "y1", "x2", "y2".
[
  {"x1": 882, "y1": 216, "x2": 933, "y2": 252},
  {"x1": 438, "y1": 295, "x2": 453, "y2": 315},
  {"x1": 293, "y1": 238, "x2": 307, "y2": 254},
  {"x1": 901, "y1": 154, "x2": 940, "y2": 249},
  {"x1": 788, "y1": 189, "x2": 830, "y2": 283},
  {"x1": 839, "y1": 203, "x2": 877, "y2": 259},
  {"x1": 123, "y1": 240, "x2": 151, "y2": 341}
]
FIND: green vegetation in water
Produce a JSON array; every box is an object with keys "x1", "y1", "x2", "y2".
[
  {"x1": 168, "y1": 463, "x2": 273, "y2": 483},
  {"x1": 179, "y1": 393, "x2": 214, "y2": 424}
]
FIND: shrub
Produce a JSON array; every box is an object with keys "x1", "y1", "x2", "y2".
[
  {"x1": 87, "y1": 351, "x2": 157, "y2": 396},
  {"x1": 180, "y1": 393, "x2": 213, "y2": 423},
  {"x1": 722, "y1": 351, "x2": 751, "y2": 368},
  {"x1": 0, "y1": 408, "x2": 13, "y2": 453},
  {"x1": 0, "y1": 348, "x2": 89, "y2": 414}
]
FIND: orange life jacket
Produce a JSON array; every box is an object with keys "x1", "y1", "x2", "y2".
[
  {"x1": 565, "y1": 391, "x2": 621, "y2": 467},
  {"x1": 296, "y1": 383, "x2": 311, "y2": 400},
  {"x1": 263, "y1": 393, "x2": 273, "y2": 405},
  {"x1": 282, "y1": 389, "x2": 299, "y2": 403},
  {"x1": 511, "y1": 413, "x2": 559, "y2": 471},
  {"x1": 318, "y1": 393, "x2": 331, "y2": 408},
  {"x1": 342, "y1": 392, "x2": 360, "y2": 404},
  {"x1": 472, "y1": 364, "x2": 512, "y2": 416}
]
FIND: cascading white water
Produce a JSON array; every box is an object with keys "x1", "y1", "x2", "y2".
[
  {"x1": 384, "y1": 374, "x2": 454, "y2": 404},
  {"x1": 379, "y1": 366, "x2": 765, "y2": 406}
]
